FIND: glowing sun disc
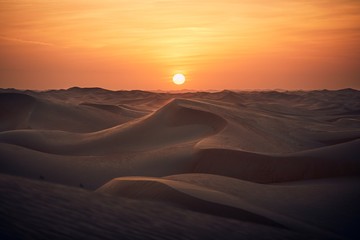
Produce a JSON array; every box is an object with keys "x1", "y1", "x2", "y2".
[{"x1": 172, "y1": 73, "x2": 186, "y2": 85}]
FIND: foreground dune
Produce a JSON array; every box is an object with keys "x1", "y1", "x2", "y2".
[
  {"x1": 1, "y1": 174, "x2": 314, "y2": 240},
  {"x1": 0, "y1": 88, "x2": 359, "y2": 239},
  {"x1": 97, "y1": 175, "x2": 360, "y2": 239}
]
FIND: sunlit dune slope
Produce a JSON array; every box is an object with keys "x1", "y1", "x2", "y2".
[
  {"x1": 0, "y1": 92, "x2": 134, "y2": 132},
  {"x1": 0, "y1": 98, "x2": 226, "y2": 155}
]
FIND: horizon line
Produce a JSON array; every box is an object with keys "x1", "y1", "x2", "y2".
[{"x1": 1, "y1": 86, "x2": 359, "y2": 93}]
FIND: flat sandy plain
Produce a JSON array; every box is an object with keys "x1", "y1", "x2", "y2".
[{"x1": 0, "y1": 87, "x2": 359, "y2": 239}]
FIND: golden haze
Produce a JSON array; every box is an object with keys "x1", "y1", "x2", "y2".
[{"x1": 1, "y1": 0, "x2": 360, "y2": 90}]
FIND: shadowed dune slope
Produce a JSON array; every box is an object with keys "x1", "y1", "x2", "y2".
[
  {"x1": 0, "y1": 93, "x2": 36, "y2": 131},
  {"x1": 0, "y1": 174, "x2": 313, "y2": 240},
  {"x1": 0, "y1": 141, "x2": 196, "y2": 190},
  {"x1": 0, "y1": 98, "x2": 227, "y2": 155},
  {"x1": 96, "y1": 177, "x2": 282, "y2": 228},
  {"x1": 164, "y1": 174, "x2": 360, "y2": 239},
  {"x1": 192, "y1": 139, "x2": 360, "y2": 183},
  {"x1": 80, "y1": 102, "x2": 147, "y2": 118},
  {"x1": 148, "y1": 98, "x2": 227, "y2": 132},
  {"x1": 0, "y1": 93, "x2": 135, "y2": 132},
  {"x1": 97, "y1": 175, "x2": 356, "y2": 239}
]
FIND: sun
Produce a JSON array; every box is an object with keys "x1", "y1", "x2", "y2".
[{"x1": 172, "y1": 73, "x2": 186, "y2": 85}]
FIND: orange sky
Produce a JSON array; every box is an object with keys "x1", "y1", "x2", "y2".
[{"x1": 1, "y1": 0, "x2": 359, "y2": 90}]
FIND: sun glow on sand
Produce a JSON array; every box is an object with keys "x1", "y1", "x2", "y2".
[{"x1": 172, "y1": 74, "x2": 186, "y2": 85}]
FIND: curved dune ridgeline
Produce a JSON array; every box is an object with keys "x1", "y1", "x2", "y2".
[
  {"x1": 192, "y1": 139, "x2": 360, "y2": 183},
  {"x1": 1, "y1": 88, "x2": 360, "y2": 239}
]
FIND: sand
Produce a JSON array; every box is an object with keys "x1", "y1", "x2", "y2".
[{"x1": 0, "y1": 87, "x2": 359, "y2": 239}]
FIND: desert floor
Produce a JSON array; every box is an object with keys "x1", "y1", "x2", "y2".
[{"x1": 1, "y1": 88, "x2": 359, "y2": 239}]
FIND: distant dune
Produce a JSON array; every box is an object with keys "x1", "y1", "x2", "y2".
[{"x1": 0, "y1": 88, "x2": 359, "y2": 239}]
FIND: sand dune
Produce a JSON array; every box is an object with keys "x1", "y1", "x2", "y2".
[
  {"x1": 0, "y1": 93, "x2": 36, "y2": 131},
  {"x1": 97, "y1": 174, "x2": 360, "y2": 239},
  {"x1": 0, "y1": 92, "x2": 137, "y2": 132},
  {"x1": 97, "y1": 177, "x2": 283, "y2": 228},
  {"x1": 0, "y1": 98, "x2": 226, "y2": 155},
  {"x1": 80, "y1": 102, "x2": 148, "y2": 117},
  {"x1": 192, "y1": 139, "x2": 360, "y2": 183},
  {"x1": 0, "y1": 141, "x2": 196, "y2": 189},
  {"x1": 0, "y1": 174, "x2": 314, "y2": 240},
  {"x1": 1, "y1": 88, "x2": 359, "y2": 239},
  {"x1": 165, "y1": 174, "x2": 360, "y2": 239}
]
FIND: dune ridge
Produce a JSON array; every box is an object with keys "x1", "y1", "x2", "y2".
[
  {"x1": 97, "y1": 175, "x2": 358, "y2": 238},
  {"x1": 0, "y1": 98, "x2": 226, "y2": 155},
  {"x1": 192, "y1": 139, "x2": 360, "y2": 183},
  {"x1": 0, "y1": 173, "x2": 317, "y2": 240},
  {"x1": 96, "y1": 177, "x2": 283, "y2": 228},
  {"x1": 0, "y1": 92, "x2": 133, "y2": 132},
  {"x1": 1, "y1": 88, "x2": 359, "y2": 239}
]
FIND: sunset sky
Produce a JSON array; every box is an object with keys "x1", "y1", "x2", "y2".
[{"x1": 1, "y1": 0, "x2": 359, "y2": 90}]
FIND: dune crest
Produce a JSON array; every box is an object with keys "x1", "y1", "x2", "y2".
[
  {"x1": 0, "y1": 98, "x2": 226, "y2": 155},
  {"x1": 192, "y1": 139, "x2": 360, "y2": 183},
  {"x1": 97, "y1": 175, "x2": 356, "y2": 238},
  {"x1": 1, "y1": 88, "x2": 359, "y2": 239}
]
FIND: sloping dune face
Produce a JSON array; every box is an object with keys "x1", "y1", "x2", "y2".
[
  {"x1": 1, "y1": 88, "x2": 360, "y2": 239},
  {"x1": 154, "y1": 99, "x2": 227, "y2": 132},
  {"x1": 97, "y1": 175, "x2": 360, "y2": 239},
  {"x1": 192, "y1": 139, "x2": 360, "y2": 183},
  {"x1": 96, "y1": 177, "x2": 282, "y2": 228},
  {"x1": 0, "y1": 174, "x2": 312, "y2": 240},
  {"x1": 0, "y1": 93, "x2": 36, "y2": 131},
  {"x1": 0, "y1": 98, "x2": 227, "y2": 155},
  {"x1": 0, "y1": 92, "x2": 138, "y2": 132}
]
